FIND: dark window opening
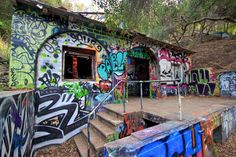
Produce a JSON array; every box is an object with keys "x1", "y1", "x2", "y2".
[{"x1": 63, "y1": 46, "x2": 95, "y2": 80}]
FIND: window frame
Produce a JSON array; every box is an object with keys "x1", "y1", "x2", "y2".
[{"x1": 62, "y1": 46, "x2": 96, "y2": 81}]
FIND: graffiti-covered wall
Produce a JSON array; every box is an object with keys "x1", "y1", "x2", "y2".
[
  {"x1": 219, "y1": 71, "x2": 236, "y2": 97},
  {"x1": 104, "y1": 106, "x2": 236, "y2": 157},
  {"x1": 8, "y1": 3, "x2": 193, "y2": 152},
  {"x1": 189, "y1": 68, "x2": 219, "y2": 96},
  {"x1": 156, "y1": 48, "x2": 191, "y2": 96},
  {"x1": 188, "y1": 69, "x2": 236, "y2": 97},
  {"x1": 0, "y1": 91, "x2": 35, "y2": 157},
  {"x1": 33, "y1": 87, "x2": 88, "y2": 151},
  {"x1": 9, "y1": 7, "x2": 66, "y2": 88},
  {"x1": 9, "y1": 4, "x2": 131, "y2": 151}
]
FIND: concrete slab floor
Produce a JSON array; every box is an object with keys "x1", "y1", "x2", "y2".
[{"x1": 105, "y1": 96, "x2": 236, "y2": 121}]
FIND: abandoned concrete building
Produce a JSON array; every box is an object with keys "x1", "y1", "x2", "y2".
[{"x1": 0, "y1": 0, "x2": 236, "y2": 157}]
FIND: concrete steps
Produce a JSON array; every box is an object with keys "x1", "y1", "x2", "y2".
[
  {"x1": 74, "y1": 133, "x2": 96, "y2": 157},
  {"x1": 96, "y1": 112, "x2": 123, "y2": 130},
  {"x1": 74, "y1": 106, "x2": 124, "y2": 157},
  {"x1": 90, "y1": 119, "x2": 117, "y2": 142}
]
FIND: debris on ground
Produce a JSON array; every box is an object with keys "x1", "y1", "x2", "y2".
[
  {"x1": 35, "y1": 138, "x2": 80, "y2": 157},
  {"x1": 214, "y1": 132, "x2": 236, "y2": 157}
]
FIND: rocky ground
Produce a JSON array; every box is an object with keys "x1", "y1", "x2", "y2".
[{"x1": 35, "y1": 139, "x2": 80, "y2": 157}]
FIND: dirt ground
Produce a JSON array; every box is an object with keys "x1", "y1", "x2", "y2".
[
  {"x1": 188, "y1": 39, "x2": 236, "y2": 76},
  {"x1": 35, "y1": 139, "x2": 79, "y2": 157},
  {"x1": 214, "y1": 133, "x2": 236, "y2": 157}
]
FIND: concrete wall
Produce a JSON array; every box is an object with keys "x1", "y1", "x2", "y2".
[
  {"x1": 104, "y1": 106, "x2": 236, "y2": 157},
  {"x1": 219, "y1": 71, "x2": 236, "y2": 97},
  {"x1": 0, "y1": 91, "x2": 35, "y2": 157},
  {"x1": 189, "y1": 69, "x2": 236, "y2": 97},
  {"x1": 8, "y1": 4, "x2": 192, "y2": 151},
  {"x1": 189, "y1": 68, "x2": 218, "y2": 96}
]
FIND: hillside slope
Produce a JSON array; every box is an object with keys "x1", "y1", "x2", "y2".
[
  {"x1": 188, "y1": 39, "x2": 236, "y2": 75},
  {"x1": 0, "y1": 56, "x2": 9, "y2": 90}
]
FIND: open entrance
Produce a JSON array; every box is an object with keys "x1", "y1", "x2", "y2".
[{"x1": 127, "y1": 57, "x2": 150, "y2": 97}]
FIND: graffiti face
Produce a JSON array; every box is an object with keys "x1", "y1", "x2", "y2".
[
  {"x1": 0, "y1": 92, "x2": 35, "y2": 157},
  {"x1": 110, "y1": 52, "x2": 127, "y2": 76}
]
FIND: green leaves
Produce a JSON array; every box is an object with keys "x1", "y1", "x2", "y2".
[
  {"x1": 98, "y1": 0, "x2": 236, "y2": 44},
  {"x1": 63, "y1": 82, "x2": 89, "y2": 100}
]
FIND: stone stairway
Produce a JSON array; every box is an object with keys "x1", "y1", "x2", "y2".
[{"x1": 74, "y1": 106, "x2": 124, "y2": 157}]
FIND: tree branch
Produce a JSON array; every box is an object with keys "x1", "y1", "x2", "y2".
[{"x1": 186, "y1": 16, "x2": 236, "y2": 27}]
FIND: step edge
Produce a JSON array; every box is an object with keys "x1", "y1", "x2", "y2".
[
  {"x1": 82, "y1": 128, "x2": 106, "y2": 151},
  {"x1": 74, "y1": 134, "x2": 96, "y2": 157},
  {"x1": 90, "y1": 120, "x2": 116, "y2": 138},
  {"x1": 97, "y1": 112, "x2": 123, "y2": 127}
]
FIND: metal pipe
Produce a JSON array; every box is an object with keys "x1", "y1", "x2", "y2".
[
  {"x1": 123, "y1": 82, "x2": 126, "y2": 113},
  {"x1": 177, "y1": 82, "x2": 183, "y2": 121},
  {"x1": 128, "y1": 79, "x2": 180, "y2": 83},
  {"x1": 87, "y1": 116, "x2": 91, "y2": 157},
  {"x1": 140, "y1": 81, "x2": 143, "y2": 110}
]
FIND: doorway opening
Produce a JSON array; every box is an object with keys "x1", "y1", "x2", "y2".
[{"x1": 127, "y1": 57, "x2": 150, "y2": 97}]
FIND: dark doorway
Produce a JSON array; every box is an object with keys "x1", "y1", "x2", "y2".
[{"x1": 127, "y1": 57, "x2": 150, "y2": 97}]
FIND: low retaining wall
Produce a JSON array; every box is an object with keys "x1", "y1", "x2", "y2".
[
  {"x1": 0, "y1": 90, "x2": 35, "y2": 157},
  {"x1": 104, "y1": 105, "x2": 236, "y2": 157},
  {"x1": 189, "y1": 69, "x2": 236, "y2": 97}
]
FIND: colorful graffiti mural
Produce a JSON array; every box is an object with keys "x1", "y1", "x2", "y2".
[
  {"x1": 157, "y1": 48, "x2": 191, "y2": 82},
  {"x1": 33, "y1": 88, "x2": 88, "y2": 151},
  {"x1": 104, "y1": 122, "x2": 206, "y2": 157},
  {"x1": 156, "y1": 48, "x2": 191, "y2": 96},
  {"x1": 9, "y1": 9, "x2": 66, "y2": 88},
  {"x1": 119, "y1": 112, "x2": 145, "y2": 138},
  {"x1": 219, "y1": 71, "x2": 236, "y2": 97},
  {"x1": 0, "y1": 91, "x2": 35, "y2": 157},
  {"x1": 104, "y1": 103, "x2": 236, "y2": 157},
  {"x1": 189, "y1": 68, "x2": 218, "y2": 96},
  {"x1": 36, "y1": 31, "x2": 108, "y2": 88},
  {"x1": 138, "y1": 123, "x2": 203, "y2": 157},
  {"x1": 160, "y1": 84, "x2": 188, "y2": 96},
  {"x1": 33, "y1": 81, "x2": 114, "y2": 151},
  {"x1": 221, "y1": 106, "x2": 236, "y2": 142}
]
